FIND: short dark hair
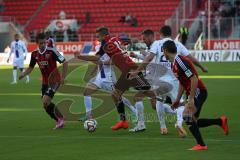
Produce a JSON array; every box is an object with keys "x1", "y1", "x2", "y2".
[
  {"x1": 36, "y1": 33, "x2": 46, "y2": 43},
  {"x1": 162, "y1": 40, "x2": 177, "y2": 54},
  {"x1": 96, "y1": 27, "x2": 109, "y2": 35},
  {"x1": 142, "y1": 29, "x2": 154, "y2": 36},
  {"x1": 160, "y1": 25, "x2": 172, "y2": 36}
]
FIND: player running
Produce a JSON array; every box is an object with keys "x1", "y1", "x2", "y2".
[
  {"x1": 162, "y1": 40, "x2": 228, "y2": 150},
  {"x1": 77, "y1": 27, "x2": 151, "y2": 130},
  {"x1": 74, "y1": 44, "x2": 136, "y2": 120},
  {"x1": 129, "y1": 26, "x2": 209, "y2": 136},
  {"x1": 129, "y1": 29, "x2": 187, "y2": 136},
  {"x1": 19, "y1": 33, "x2": 68, "y2": 129},
  {"x1": 7, "y1": 34, "x2": 30, "y2": 84}
]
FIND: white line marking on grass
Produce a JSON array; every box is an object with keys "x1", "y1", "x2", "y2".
[
  {"x1": 200, "y1": 75, "x2": 240, "y2": 79},
  {"x1": 0, "y1": 135, "x2": 236, "y2": 143},
  {"x1": 0, "y1": 108, "x2": 41, "y2": 112}
]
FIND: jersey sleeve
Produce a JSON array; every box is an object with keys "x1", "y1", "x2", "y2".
[
  {"x1": 149, "y1": 41, "x2": 158, "y2": 55},
  {"x1": 51, "y1": 48, "x2": 65, "y2": 63},
  {"x1": 176, "y1": 56, "x2": 194, "y2": 78},
  {"x1": 29, "y1": 53, "x2": 36, "y2": 68},
  {"x1": 176, "y1": 41, "x2": 189, "y2": 56}
]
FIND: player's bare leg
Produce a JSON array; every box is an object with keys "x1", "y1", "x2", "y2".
[
  {"x1": 19, "y1": 68, "x2": 29, "y2": 83},
  {"x1": 42, "y1": 95, "x2": 64, "y2": 129}
]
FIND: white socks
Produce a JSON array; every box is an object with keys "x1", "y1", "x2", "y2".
[
  {"x1": 156, "y1": 101, "x2": 167, "y2": 129},
  {"x1": 122, "y1": 97, "x2": 136, "y2": 115},
  {"x1": 13, "y1": 69, "x2": 17, "y2": 82},
  {"x1": 135, "y1": 101, "x2": 145, "y2": 126},
  {"x1": 176, "y1": 105, "x2": 184, "y2": 128},
  {"x1": 156, "y1": 100, "x2": 184, "y2": 129},
  {"x1": 84, "y1": 96, "x2": 92, "y2": 117}
]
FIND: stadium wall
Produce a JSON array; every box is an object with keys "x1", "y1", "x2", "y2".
[{"x1": 1, "y1": 50, "x2": 240, "y2": 65}]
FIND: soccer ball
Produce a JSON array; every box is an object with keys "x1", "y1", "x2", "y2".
[{"x1": 84, "y1": 119, "x2": 97, "y2": 132}]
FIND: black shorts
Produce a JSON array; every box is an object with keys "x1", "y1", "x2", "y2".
[
  {"x1": 114, "y1": 72, "x2": 151, "y2": 92},
  {"x1": 41, "y1": 85, "x2": 55, "y2": 98},
  {"x1": 193, "y1": 89, "x2": 208, "y2": 118}
]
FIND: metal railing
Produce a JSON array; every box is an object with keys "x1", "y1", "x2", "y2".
[{"x1": 165, "y1": 0, "x2": 198, "y2": 37}]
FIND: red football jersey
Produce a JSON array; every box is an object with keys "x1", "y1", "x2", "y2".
[
  {"x1": 97, "y1": 35, "x2": 138, "y2": 73},
  {"x1": 172, "y1": 55, "x2": 206, "y2": 95},
  {"x1": 29, "y1": 47, "x2": 65, "y2": 85}
]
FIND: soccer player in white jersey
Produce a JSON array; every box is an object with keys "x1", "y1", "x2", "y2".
[
  {"x1": 75, "y1": 45, "x2": 136, "y2": 120},
  {"x1": 129, "y1": 30, "x2": 186, "y2": 136},
  {"x1": 129, "y1": 28, "x2": 208, "y2": 136},
  {"x1": 7, "y1": 34, "x2": 30, "y2": 84}
]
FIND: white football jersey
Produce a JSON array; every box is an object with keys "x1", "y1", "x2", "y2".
[
  {"x1": 95, "y1": 45, "x2": 116, "y2": 82},
  {"x1": 147, "y1": 38, "x2": 189, "y2": 82},
  {"x1": 10, "y1": 40, "x2": 28, "y2": 59}
]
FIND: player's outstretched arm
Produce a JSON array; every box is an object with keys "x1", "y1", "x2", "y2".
[
  {"x1": 74, "y1": 53, "x2": 100, "y2": 62},
  {"x1": 19, "y1": 67, "x2": 33, "y2": 80},
  {"x1": 128, "y1": 52, "x2": 155, "y2": 79},
  {"x1": 187, "y1": 55, "x2": 208, "y2": 73}
]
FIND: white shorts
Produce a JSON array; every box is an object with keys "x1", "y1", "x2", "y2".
[
  {"x1": 154, "y1": 79, "x2": 183, "y2": 103},
  {"x1": 13, "y1": 58, "x2": 24, "y2": 68},
  {"x1": 89, "y1": 77, "x2": 115, "y2": 91}
]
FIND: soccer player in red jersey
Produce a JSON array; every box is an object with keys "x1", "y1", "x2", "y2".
[
  {"x1": 162, "y1": 40, "x2": 228, "y2": 150},
  {"x1": 75, "y1": 27, "x2": 150, "y2": 130},
  {"x1": 19, "y1": 33, "x2": 68, "y2": 129}
]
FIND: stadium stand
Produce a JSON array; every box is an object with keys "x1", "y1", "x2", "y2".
[
  {"x1": 0, "y1": 0, "x2": 44, "y2": 25},
  {"x1": 1, "y1": 0, "x2": 181, "y2": 41}
]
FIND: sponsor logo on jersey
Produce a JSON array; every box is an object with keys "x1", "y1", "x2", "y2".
[{"x1": 39, "y1": 61, "x2": 48, "y2": 66}]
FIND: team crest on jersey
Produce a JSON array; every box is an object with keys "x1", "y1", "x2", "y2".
[{"x1": 45, "y1": 54, "x2": 50, "y2": 60}]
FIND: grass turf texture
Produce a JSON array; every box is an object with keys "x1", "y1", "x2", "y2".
[{"x1": 0, "y1": 62, "x2": 239, "y2": 160}]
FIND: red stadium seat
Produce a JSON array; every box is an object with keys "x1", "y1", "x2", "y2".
[{"x1": 0, "y1": 0, "x2": 180, "y2": 41}]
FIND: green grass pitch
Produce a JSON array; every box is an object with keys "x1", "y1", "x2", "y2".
[{"x1": 0, "y1": 62, "x2": 239, "y2": 160}]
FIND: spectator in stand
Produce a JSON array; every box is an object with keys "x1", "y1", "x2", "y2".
[
  {"x1": 29, "y1": 30, "x2": 36, "y2": 42},
  {"x1": 66, "y1": 27, "x2": 73, "y2": 41},
  {"x1": 119, "y1": 13, "x2": 126, "y2": 23},
  {"x1": 55, "y1": 29, "x2": 64, "y2": 42},
  {"x1": 59, "y1": 10, "x2": 66, "y2": 20},
  {"x1": 179, "y1": 27, "x2": 189, "y2": 45},
  {"x1": 39, "y1": 29, "x2": 45, "y2": 35},
  {"x1": 72, "y1": 28, "x2": 79, "y2": 42},
  {"x1": 85, "y1": 12, "x2": 91, "y2": 24},
  {"x1": 131, "y1": 16, "x2": 138, "y2": 27},
  {"x1": 45, "y1": 29, "x2": 52, "y2": 39},
  {"x1": 125, "y1": 12, "x2": 132, "y2": 23},
  {"x1": 0, "y1": 0, "x2": 4, "y2": 12}
]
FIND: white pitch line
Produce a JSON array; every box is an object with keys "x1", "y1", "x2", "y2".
[
  {"x1": 0, "y1": 135, "x2": 236, "y2": 143},
  {"x1": 0, "y1": 108, "x2": 41, "y2": 112},
  {"x1": 200, "y1": 75, "x2": 240, "y2": 79}
]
